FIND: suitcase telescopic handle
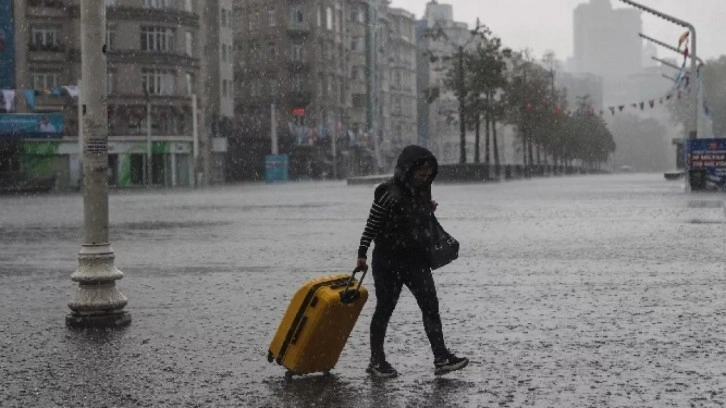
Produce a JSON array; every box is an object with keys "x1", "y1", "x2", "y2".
[{"x1": 340, "y1": 267, "x2": 367, "y2": 304}]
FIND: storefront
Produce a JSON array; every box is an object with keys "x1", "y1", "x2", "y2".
[{"x1": 21, "y1": 138, "x2": 195, "y2": 190}]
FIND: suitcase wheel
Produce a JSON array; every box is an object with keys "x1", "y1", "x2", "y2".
[
  {"x1": 267, "y1": 351, "x2": 274, "y2": 363},
  {"x1": 285, "y1": 370, "x2": 295, "y2": 380}
]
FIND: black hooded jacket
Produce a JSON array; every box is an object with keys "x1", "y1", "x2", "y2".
[{"x1": 358, "y1": 145, "x2": 439, "y2": 259}]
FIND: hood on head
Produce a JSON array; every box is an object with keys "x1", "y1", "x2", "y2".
[{"x1": 393, "y1": 145, "x2": 438, "y2": 186}]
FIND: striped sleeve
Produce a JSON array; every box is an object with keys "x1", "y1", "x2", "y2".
[{"x1": 358, "y1": 189, "x2": 394, "y2": 259}]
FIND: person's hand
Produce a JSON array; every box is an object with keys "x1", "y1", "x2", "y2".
[
  {"x1": 356, "y1": 257, "x2": 368, "y2": 272},
  {"x1": 431, "y1": 200, "x2": 438, "y2": 212}
]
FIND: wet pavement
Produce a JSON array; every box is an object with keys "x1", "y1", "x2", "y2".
[{"x1": 1, "y1": 174, "x2": 725, "y2": 407}]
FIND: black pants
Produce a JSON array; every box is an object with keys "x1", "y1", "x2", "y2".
[{"x1": 369, "y1": 247, "x2": 448, "y2": 362}]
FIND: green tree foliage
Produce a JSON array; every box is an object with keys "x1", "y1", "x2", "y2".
[{"x1": 436, "y1": 28, "x2": 617, "y2": 170}]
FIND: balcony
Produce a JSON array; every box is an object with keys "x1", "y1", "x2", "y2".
[
  {"x1": 287, "y1": 61, "x2": 311, "y2": 73},
  {"x1": 288, "y1": 89, "x2": 312, "y2": 107},
  {"x1": 28, "y1": 43, "x2": 65, "y2": 53},
  {"x1": 28, "y1": 0, "x2": 65, "y2": 7},
  {"x1": 287, "y1": 21, "x2": 310, "y2": 36}
]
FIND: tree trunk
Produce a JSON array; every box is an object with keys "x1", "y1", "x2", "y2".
[
  {"x1": 474, "y1": 109, "x2": 481, "y2": 163},
  {"x1": 527, "y1": 132, "x2": 534, "y2": 169},
  {"x1": 492, "y1": 98, "x2": 500, "y2": 178},
  {"x1": 484, "y1": 99, "x2": 491, "y2": 167}
]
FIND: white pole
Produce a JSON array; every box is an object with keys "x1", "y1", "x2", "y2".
[
  {"x1": 331, "y1": 118, "x2": 337, "y2": 178},
  {"x1": 271, "y1": 103, "x2": 278, "y2": 155},
  {"x1": 689, "y1": 29, "x2": 698, "y2": 139},
  {"x1": 171, "y1": 152, "x2": 177, "y2": 187},
  {"x1": 191, "y1": 93, "x2": 199, "y2": 186},
  {"x1": 77, "y1": 78, "x2": 83, "y2": 188},
  {"x1": 146, "y1": 100, "x2": 152, "y2": 186},
  {"x1": 68, "y1": 0, "x2": 130, "y2": 328}
]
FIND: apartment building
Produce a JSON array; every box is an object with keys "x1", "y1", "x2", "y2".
[
  {"x1": 232, "y1": 0, "x2": 348, "y2": 179},
  {"x1": 386, "y1": 8, "x2": 417, "y2": 156},
  {"x1": 232, "y1": 0, "x2": 419, "y2": 178},
  {"x1": 2, "y1": 0, "x2": 229, "y2": 189}
]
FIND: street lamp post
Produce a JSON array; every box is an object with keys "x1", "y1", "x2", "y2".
[
  {"x1": 618, "y1": 0, "x2": 699, "y2": 139},
  {"x1": 457, "y1": 45, "x2": 466, "y2": 163},
  {"x1": 67, "y1": 0, "x2": 130, "y2": 328}
]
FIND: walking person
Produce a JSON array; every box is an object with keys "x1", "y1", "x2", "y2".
[{"x1": 356, "y1": 145, "x2": 469, "y2": 378}]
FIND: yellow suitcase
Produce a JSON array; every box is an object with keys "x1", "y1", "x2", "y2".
[{"x1": 268, "y1": 270, "x2": 368, "y2": 376}]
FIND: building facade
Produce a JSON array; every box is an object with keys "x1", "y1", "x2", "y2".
[
  {"x1": 232, "y1": 0, "x2": 418, "y2": 179},
  {"x1": 383, "y1": 7, "x2": 417, "y2": 167},
  {"x1": 1, "y1": 0, "x2": 228, "y2": 190},
  {"x1": 573, "y1": 0, "x2": 642, "y2": 77},
  {"x1": 416, "y1": 0, "x2": 477, "y2": 163}
]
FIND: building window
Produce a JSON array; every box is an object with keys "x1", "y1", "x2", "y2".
[
  {"x1": 250, "y1": 79, "x2": 261, "y2": 97},
  {"x1": 107, "y1": 70, "x2": 117, "y2": 95},
  {"x1": 185, "y1": 32, "x2": 193, "y2": 57},
  {"x1": 351, "y1": 66, "x2": 358, "y2": 80},
  {"x1": 222, "y1": 79, "x2": 228, "y2": 97},
  {"x1": 106, "y1": 0, "x2": 117, "y2": 6},
  {"x1": 186, "y1": 72, "x2": 195, "y2": 96},
  {"x1": 143, "y1": 0, "x2": 172, "y2": 9},
  {"x1": 291, "y1": 42, "x2": 303, "y2": 61},
  {"x1": 317, "y1": 5, "x2": 322, "y2": 27},
  {"x1": 31, "y1": 71, "x2": 60, "y2": 90},
  {"x1": 220, "y1": 8, "x2": 228, "y2": 27},
  {"x1": 142, "y1": 69, "x2": 175, "y2": 95},
  {"x1": 185, "y1": 0, "x2": 194, "y2": 12},
  {"x1": 268, "y1": 8, "x2": 276, "y2": 27},
  {"x1": 292, "y1": 74, "x2": 303, "y2": 92},
  {"x1": 268, "y1": 41, "x2": 276, "y2": 60},
  {"x1": 350, "y1": 36, "x2": 359, "y2": 51},
  {"x1": 268, "y1": 79, "x2": 278, "y2": 96},
  {"x1": 326, "y1": 7, "x2": 333, "y2": 30},
  {"x1": 31, "y1": 26, "x2": 59, "y2": 48},
  {"x1": 352, "y1": 94, "x2": 365, "y2": 109},
  {"x1": 141, "y1": 26, "x2": 174, "y2": 52},
  {"x1": 291, "y1": 5, "x2": 304, "y2": 23},
  {"x1": 106, "y1": 23, "x2": 116, "y2": 51}
]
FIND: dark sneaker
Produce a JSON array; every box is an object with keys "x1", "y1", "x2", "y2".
[
  {"x1": 366, "y1": 360, "x2": 399, "y2": 378},
  {"x1": 434, "y1": 353, "x2": 469, "y2": 376}
]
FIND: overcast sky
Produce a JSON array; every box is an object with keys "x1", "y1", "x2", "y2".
[{"x1": 389, "y1": 0, "x2": 724, "y2": 62}]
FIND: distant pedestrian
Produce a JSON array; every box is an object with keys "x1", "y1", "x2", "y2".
[{"x1": 356, "y1": 145, "x2": 468, "y2": 378}]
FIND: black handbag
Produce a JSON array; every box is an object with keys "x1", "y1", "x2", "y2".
[{"x1": 429, "y1": 215, "x2": 459, "y2": 270}]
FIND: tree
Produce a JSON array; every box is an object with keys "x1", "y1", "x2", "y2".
[{"x1": 502, "y1": 51, "x2": 552, "y2": 170}]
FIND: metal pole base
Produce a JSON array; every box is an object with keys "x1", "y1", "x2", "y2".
[
  {"x1": 68, "y1": 244, "x2": 130, "y2": 328},
  {"x1": 66, "y1": 311, "x2": 131, "y2": 329}
]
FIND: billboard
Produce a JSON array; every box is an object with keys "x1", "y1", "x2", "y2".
[
  {"x1": 0, "y1": 0, "x2": 14, "y2": 88},
  {"x1": 0, "y1": 113, "x2": 65, "y2": 139},
  {"x1": 685, "y1": 138, "x2": 726, "y2": 191}
]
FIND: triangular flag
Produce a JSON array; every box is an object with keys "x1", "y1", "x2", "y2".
[
  {"x1": 666, "y1": 94, "x2": 672, "y2": 100},
  {"x1": 649, "y1": 100, "x2": 655, "y2": 108},
  {"x1": 659, "y1": 98, "x2": 664, "y2": 105},
  {"x1": 631, "y1": 103, "x2": 638, "y2": 108},
  {"x1": 640, "y1": 102, "x2": 644, "y2": 110},
  {"x1": 678, "y1": 31, "x2": 690, "y2": 49},
  {"x1": 609, "y1": 107, "x2": 615, "y2": 115},
  {"x1": 618, "y1": 105, "x2": 625, "y2": 112}
]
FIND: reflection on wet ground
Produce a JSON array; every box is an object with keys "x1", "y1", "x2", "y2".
[{"x1": 1, "y1": 175, "x2": 725, "y2": 407}]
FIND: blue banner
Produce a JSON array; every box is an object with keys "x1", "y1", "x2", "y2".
[
  {"x1": 685, "y1": 138, "x2": 726, "y2": 190},
  {"x1": 0, "y1": 0, "x2": 14, "y2": 88},
  {"x1": 0, "y1": 113, "x2": 65, "y2": 139}
]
